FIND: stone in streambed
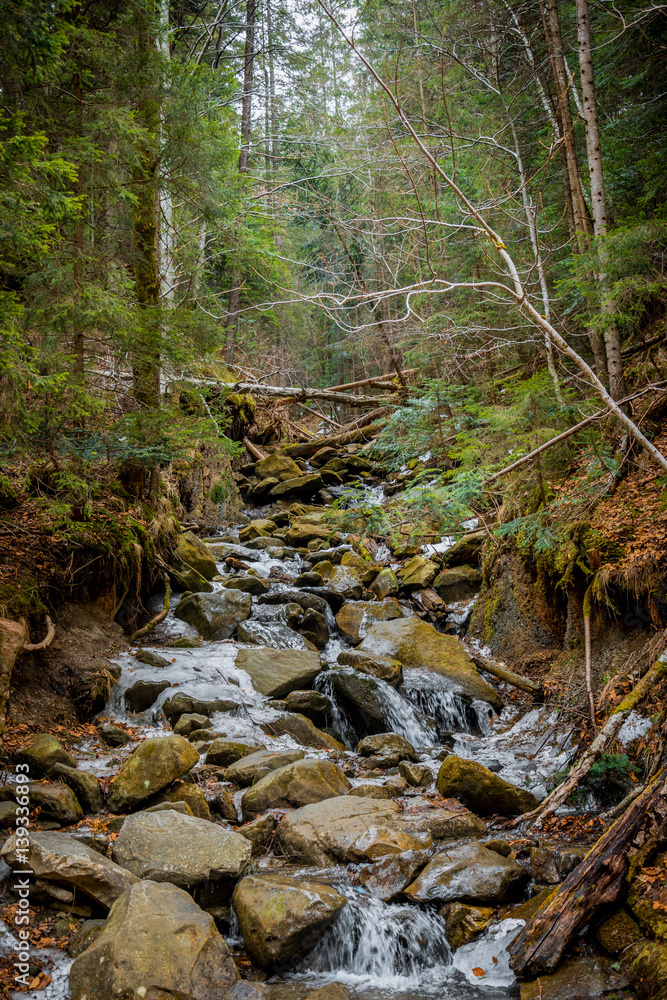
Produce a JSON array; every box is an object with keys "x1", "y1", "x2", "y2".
[
  {"x1": 174, "y1": 713, "x2": 213, "y2": 737},
  {"x1": 433, "y1": 565, "x2": 483, "y2": 602},
  {"x1": 255, "y1": 454, "x2": 302, "y2": 480},
  {"x1": 20, "y1": 781, "x2": 83, "y2": 825},
  {"x1": 357, "y1": 733, "x2": 417, "y2": 765},
  {"x1": 1, "y1": 831, "x2": 138, "y2": 909},
  {"x1": 269, "y1": 473, "x2": 323, "y2": 499},
  {"x1": 260, "y1": 589, "x2": 329, "y2": 615},
  {"x1": 234, "y1": 647, "x2": 321, "y2": 698},
  {"x1": 296, "y1": 609, "x2": 329, "y2": 648},
  {"x1": 348, "y1": 784, "x2": 391, "y2": 799},
  {"x1": 358, "y1": 849, "x2": 432, "y2": 901},
  {"x1": 18, "y1": 733, "x2": 76, "y2": 777},
  {"x1": 69, "y1": 880, "x2": 239, "y2": 1000},
  {"x1": 370, "y1": 568, "x2": 399, "y2": 599},
  {"x1": 232, "y1": 874, "x2": 346, "y2": 966},
  {"x1": 151, "y1": 779, "x2": 212, "y2": 820},
  {"x1": 285, "y1": 689, "x2": 331, "y2": 722},
  {"x1": 238, "y1": 814, "x2": 277, "y2": 856},
  {"x1": 174, "y1": 589, "x2": 252, "y2": 639},
  {"x1": 398, "y1": 555, "x2": 439, "y2": 591},
  {"x1": 169, "y1": 560, "x2": 214, "y2": 594},
  {"x1": 326, "y1": 565, "x2": 363, "y2": 600},
  {"x1": 326, "y1": 667, "x2": 433, "y2": 737},
  {"x1": 399, "y1": 760, "x2": 434, "y2": 787},
  {"x1": 237, "y1": 620, "x2": 317, "y2": 651},
  {"x1": 241, "y1": 758, "x2": 351, "y2": 820},
  {"x1": 357, "y1": 618, "x2": 503, "y2": 710},
  {"x1": 135, "y1": 649, "x2": 171, "y2": 667},
  {"x1": 261, "y1": 713, "x2": 345, "y2": 751},
  {"x1": 49, "y1": 763, "x2": 103, "y2": 813},
  {"x1": 97, "y1": 723, "x2": 132, "y2": 747},
  {"x1": 305, "y1": 988, "x2": 351, "y2": 1000},
  {"x1": 175, "y1": 529, "x2": 218, "y2": 580},
  {"x1": 225, "y1": 575, "x2": 271, "y2": 596},
  {"x1": 403, "y1": 842, "x2": 529, "y2": 904},
  {"x1": 124, "y1": 678, "x2": 171, "y2": 713},
  {"x1": 205, "y1": 738, "x2": 265, "y2": 767},
  {"x1": 335, "y1": 600, "x2": 407, "y2": 644},
  {"x1": 437, "y1": 756, "x2": 539, "y2": 816},
  {"x1": 162, "y1": 693, "x2": 239, "y2": 725},
  {"x1": 112, "y1": 809, "x2": 251, "y2": 886},
  {"x1": 439, "y1": 902, "x2": 494, "y2": 949},
  {"x1": 225, "y1": 749, "x2": 306, "y2": 787},
  {"x1": 336, "y1": 648, "x2": 403, "y2": 685},
  {"x1": 107, "y1": 735, "x2": 199, "y2": 813},
  {"x1": 239, "y1": 518, "x2": 277, "y2": 541}
]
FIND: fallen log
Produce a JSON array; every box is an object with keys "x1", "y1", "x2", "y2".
[
  {"x1": 466, "y1": 648, "x2": 542, "y2": 695},
  {"x1": 243, "y1": 437, "x2": 267, "y2": 461},
  {"x1": 297, "y1": 403, "x2": 342, "y2": 429},
  {"x1": 511, "y1": 657, "x2": 666, "y2": 828},
  {"x1": 231, "y1": 380, "x2": 395, "y2": 407},
  {"x1": 282, "y1": 419, "x2": 388, "y2": 459},
  {"x1": 326, "y1": 369, "x2": 416, "y2": 392},
  {"x1": 508, "y1": 765, "x2": 667, "y2": 979}
]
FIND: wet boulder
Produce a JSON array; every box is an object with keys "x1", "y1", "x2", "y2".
[
  {"x1": 269, "y1": 473, "x2": 323, "y2": 499},
  {"x1": 69, "y1": 880, "x2": 239, "y2": 1000},
  {"x1": 235, "y1": 648, "x2": 321, "y2": 698},
  {"x1": 286, "y1": 523, "x2": 334, "y2": 546},
  {"x1": 397, "y1": 555, "x2": 439, "y2": 592},
  {"x1": 175, "y1": 530, "x2": 218, "y2": 580},
  {"x1": 296, "y1": 609, "x2": 330, "y2": 648},
  {"x1": 174, "y1": 589, "x2": 252, "y2": 640},
  {"x1": 326, "y1": 667, "x2": 431, "y2": 737},
  {"x1": 238, "y1": 814, "x2": 277, "y2": 856},
  {"x1": 169, "y1": 560, "x2": 214, "y2": 594},
  {"x1": 162, "y1": 693, "x2": 239, "y2": 725},
  {"x1": 433, "y1": 566, "x2": 483, "y2": 603},
  {"x1": 437, "y1": 756, "x2": 540, "y2": 816},
  {"x1": 276, "y1": 796, "x2": 431, "y2": 865},
  {"x1": 439, "y1": 902, "x2": 494, "y2": 950},
  {"x1": 394, "y1": 795, "x2": 486, "y2": 841},
  {"x1": 22, "y1": 781, "x2": 83, "y2": 825},
  {"x1": 49, "y1": 763, "x2": 103, "y2": 813},
  {"x1": 398, "y1": 761, "x2": 434, "y2": 787},
  {"x1": 241, "y1": 758, "x2": 351, "y2": 820},
  {"x1": 357, "y1": 849, "x2": 432, "y2": 901},
  {"x1": 135, "y1": 649, "x2": 170, "y2": 667},
  {"x1": 260, "y1": 589, "x2": 329, "y2": 615},
  {"x1": 232, "y1": 874, "x2": 346, "y2": 967},
  {"x1": 151, "y1": 780, "x2": 212, "y2": 820},
  {"x1": 239, "y1": 518, "x2": 277, "y2": 542},
  {"x1": 356, "y1": 618, "x2": 503, "y2": 710},
  {"x1": 225, "y1": 575, "x2": 271, "y2": 596},
  {"x1": 370, "y1": 568, "x2": 399, "y2": 600},
  {"x1": 357, "y1": 733, "x2": 417, "y2": 767},
  {"x1": 403, "y1": 842, "x2": 529, "y2": 904},
  {"x1": 205, "y1": 738, "x2": 265, "y2": 768},
  {"x1": 285, "y1": 689, "x2": 331, "y2": 723},
  {"x1": 327, "y1": 565, "x2": 363, "y2": 601},
  {"x1": 124, "y1": 678, "x2": 171, "y2": 713},
  {"x1": 1, "y1": 831, "x2": 138, "y2": 909},
  {"x1": 225, "y1": 749, "x2": 306, "y2": 787},
  {"x1": 107, "y1": 735, "x2": 199, "y2": 813},
  {"x1": 18, "y1": 734, "x2": 76, "y2": 777},
  {"x1": 97, "y1": 723, "x2": 131, "y2": 747},
  {"x1": 112, "y1": 810, "x2": 251, "y2": 887},
  {"x1": 262, "y1": 713, "x2": 345, "y2": 751},
  {"x1": 441, "y1": 530, "x2": 485, "y2": 567},
  {"x1": 335, "y1": 600, "x2": 407, "y2": 644},
  {"x1": 255, "y1": 454, "x2": 302, "y2": 480},
  {"x1": 336, "y1": 649, "x2": 402, "y2": 686},
  {"x1": 173, "y1": 713, "x2": 213, "y2": 737},
  {"x1": 237, "y1": 620, "x2": 317, "y2": 651}
]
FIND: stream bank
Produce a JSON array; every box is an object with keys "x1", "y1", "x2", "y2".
[{"x1": 0, "y1": 442, "x2": 665, "y2": 1000}]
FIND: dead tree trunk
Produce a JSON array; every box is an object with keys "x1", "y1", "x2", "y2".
[{"x1": 508, "y1": 766, "x2": 667, "y2": 979}]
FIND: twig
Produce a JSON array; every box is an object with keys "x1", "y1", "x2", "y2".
[
  {"x1": 23, "y1": 616, "x2": 55, "y2": 652},
  {"x1": 129, "y1": 573, "x2": 171, "y2": 643}
]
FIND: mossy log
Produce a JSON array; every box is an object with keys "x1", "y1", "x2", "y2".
[{"x1": 508, "y1": 766, "x2": 667, "y2": 979}]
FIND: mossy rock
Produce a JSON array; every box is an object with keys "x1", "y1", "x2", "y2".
[
  {"x1": 437, "y1": 756, "x2": 539, "y2": 817},
  {"x1": 174, "y1": 530, "x2": 217, "y2": 580},
  {"x1": 19, "y1": 734, "x2": 76, "y2": 778},
  {"x1": 107, "y1": 736, "x2": 199, "y2": 813}
]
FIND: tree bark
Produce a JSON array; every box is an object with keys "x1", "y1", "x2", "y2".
[{"x1": 508, "y1": 766, "x2": 667, "y2": 979}]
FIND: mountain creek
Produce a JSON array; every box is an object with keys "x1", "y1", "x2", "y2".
[{"x1": 0, "y1": 455, "x2": 658, "y2": 1000}]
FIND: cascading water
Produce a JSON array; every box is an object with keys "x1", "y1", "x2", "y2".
[{"x1": 401, "y1": 669, "x2": 482, "y2": 737}]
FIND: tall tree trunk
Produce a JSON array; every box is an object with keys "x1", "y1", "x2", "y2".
[
  {"x1": 72, "y1": 44, "x2": 85, "y2": 389},
  {"x1": 225, "y1": 0, "x2": 256, "y2": 365},
  {"x1": 575, "y1": 0, "x2": 627, "y2": 401}
]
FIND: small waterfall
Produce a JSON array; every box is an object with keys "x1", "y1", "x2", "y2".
[
  {"x1": 299, "y1": 888, "x2": 451, "y2": 989},
  {"x1": 315, "y1": 673, "x2": 359, "y2": 748},
  {"x1": 401, "y1": 670, "x2": 482, "y2": 736}
]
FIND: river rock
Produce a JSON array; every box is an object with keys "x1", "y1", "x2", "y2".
[
  {"x1": 284, "y1": 691, "x2": 329, "y2": 723},
  {"x1": 433, "y1": 566, "x2": 483, "y2": 602},
  {"x1": 305, "y1": 988, "x2": 351, "y2": 1000},
  {"x1": 262, "y1": 713, "x2": 345, "y2": 751},
  {"x1": 394, "y1": 796, "x2": 486, "y2": 840},
  {"x1": 205, "y1": 738, "x2": 265, "y2": 767},
  {"x1": 170, "y1": 560, "x2": 214, "y2": 594},
  {"x1": 441, "y1": 530, "x2": 485, "y2": 567},
  {"x1": 145, "y1": 800, "x2": 193, "y2": 816},
  {"x1": 357, "y1": 733, "x2": 417, "y2": 765},
  {"x1": 174, "y1": 713, "x2": 213, "y2": 737},
  {"x1": 175, "y1": 530, "x2": 218, "y2": 580},
  {"x1": 519, "y1": 955, "x2": 629, "y2": 1000},
  {"x1": 175, "y1": 589, "x2": 252, "y2": 639},
  {"x1": 349, "y1": 783, "x2": 391, "y2": 799},
  {"x1": 124, "y1": 678, "x2": 171, "y2": 713},
  {"x1": 398, "y1": 761, "x2": 434, "y2": 786},
  {"x1": 24, "y1": 781, "x2": 83, "y2": 824},
  {"x1": 295, "y1": 570, "x2": 324, "y2": 587},
  {"x1": 398, "y1": 555, "x2": 439, "y2": 591},
  {"x1": 237, "y1": 620, "x2": 317, "y2": 651},
  {"x1": 310, "y1": 446, "x2": 339, "y2": 467},
  {"x1": 163, "y1": 693, "x2": 239, "y2": 725},
  {"x1": 1, "y1": 831, "x2": 138, "y2": 909},
  {"x1": 107, "y1": 735, "x2": 199, "y2": 813},
  {"x1": 356, "y1": 618, "x2": 503, "y2": 710},
  {"x1": 239, "y1": 518, "x2": 277, "y2": 541},
  {"x1": 50, "y1": 763, "x2": 103, "y2": 813},
  {"x1": 335, "y1": 600, "x2": 406, "y2": 644},
  {"x1": 238, "y1": 813, "x2": 277, "y2": 855},
  {"x1": 235, "y1": 647, "x2": 321, "y2": 697},
  {"x1": 403, "y1": 842, "x2": 529, "y2": 903},
  {"x1": 18, "y1": 733, "x2": 76, "y2": 777},
  {"x1": 286, "y1": 523, "x2": 333, "y2": 546},
  {"x1": 439, "y1": 902, "x2": 494, "y2": 949},
  {"x1": 300, "y1": 586, "x2": 346, "y2": 614},
  {"x1": 112, "y1": 810, "x2": 251, "y2": 886},
  {"x1": 69, "y1": 880, "x2": 239, "y2": 1000},
  {"x1": 358, "y1": 849, "x2": 431, "y2": 900},
  {"x1": 297, "y1": 608, "x2": 330, "y2": 648},
  {"x1": 225, "y1": 575, "x2": 271, "y2": 596},
  {"x1": 327, "y1": 565, "x2": 363, "y2": 600},
  {"x1": 241, "y1": 758, "x2": 351, "y2": 820},
  {"x1": 276, "y1": 796, "x2": 431, "y2": 864},
  {"x1": 255, "y1": 454, "x2": 302, "y2": 480},
  {"x1": 260, "y1": 589, "x2": 329, "y2": 615},
  {"x1": 437, "y1": 756, "x2": 540, "y2": 816},
  {"x1": 269, "y1": 473, "x2": 323, "y2": 499},
  {"x1": 233, "y1": 874, "x2": 347, "y2": 967},
  {"x1": 226, "y1": 749, "x2": 305, "y2": 787},
  {"x1": 370, "y1": 568, "x2": 400, "y2": 599},
  {"x1": 135, "y1": 649, "x2": 171, "y2": 667},
  {"x1": 151, "y1": 780, "x2": 212, "y2": 820},
  {"x1": 337, "y1": 649, "x2": 403, "y2": 686}
]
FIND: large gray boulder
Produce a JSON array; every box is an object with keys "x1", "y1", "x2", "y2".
[
  {"x1": 241, "y1": 758, "x2": 351, "y2": 820},
  {"x1": 268, "y1": 473, "x2": 323, "y2": 499},
  {"x1": 1, "y1": 832, "x2": 138, "y2": 909},
  {"x1": 356, "y1": 618, "x2": 503, "y2": 709},
  {"x1": 337, "y1": 649, "x2": 403, "y2": 686},
  {"x1": 232, "y1": 874, "x2": 346, "y2": 967},
  {"x1": 175, "y1": 530, "x2": 218, "y2": 580},
  {"x1": 403, "y1": 842, "x2": 529, "y2": 904},
  {"x1": 225, "y1": 749, "x2": 306, "y2": 787},
  {"x1": 335, "y1": 600, "x2": 406, "y2": 644},
  {"x1": 112, "y1": 810, "x2": 251, "y2": 887},
  {"x1": 174, "y1": 590, "x2": 252, "y2": 640},
  {"x1": 205, "y1": 738, "x2": 265, "y2": 767},
  {"x1": 18, "y1": 734, "x2": 76, "y2": 777},
  {"x1": 50, "y1": 763, "x2": 103, "y2": 813},
  {"x1": 260, "y1": 713, "x2": 345, "y2": 751},
  {"x1": 437, "y1": 756, "x2": 540, "y2": 816},
  {"x1": 69, "y1": 880, "x2": 238, "y2": 1000},
  {"x1": 107, "y1": 735, "x2": 199, "y2": 813},
  {"x1": 235, "y1": 647, "x2": 321, "y2": 697}
]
